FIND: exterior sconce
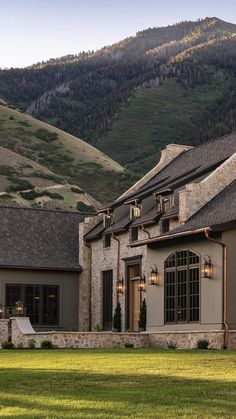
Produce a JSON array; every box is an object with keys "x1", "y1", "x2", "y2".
[
  {"x1": 15, "y1": 299, "x2": 24, "y2": 316},
  {"x1": 0, "y1": 304, "x2": 4, "y2": 319},
  {"x1": 138, "y1": 275, "x2": 146, "y2": 292},
  {"x1": 133, "y1": 206, "x2": 141, "y2": 219},
  {"x1": 203, "y1": 255, "x2": 213, "y2": 279},
  {"x1": 116, "y1": 277, "x2": 124, "y2": 293},
  {"x1": 149, "y1": 265, "x2": 160, "y2": 285}
]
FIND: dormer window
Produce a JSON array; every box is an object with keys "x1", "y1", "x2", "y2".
[
  {"x1": 161, "y1": 196, "x2": 174, "y2": 213},
  {"x1": 103, "y1": 214, "x2": 113, "y2": 228},
  {"x1": 130, "y1": 204, "x2": 141, "y2": 220}
]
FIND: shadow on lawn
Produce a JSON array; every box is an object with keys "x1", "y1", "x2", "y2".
[{"x1": 0, "y1": 367, "x2": 235, "y2": 418}]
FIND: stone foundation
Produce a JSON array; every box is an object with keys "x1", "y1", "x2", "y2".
[
  {"x1": 149, "y1": 330, "x2": 225, "y2": 349},
  {"x1": 0, "y1": 319, "x2": 9, "y2": 343},
  {"x1": 11, "y1": 318, "x2": 149, "y2": 349},
  {"x1": 9, "y1": 318, "x2": 236, "y2": 350},
  {"x1": 228, "y1": 331, "x2": 236, "y2": 349}
]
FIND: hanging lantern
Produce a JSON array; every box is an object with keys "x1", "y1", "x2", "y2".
[
  {"x1": 15, "y1": 299, "x2": 24, "y2": 316},
  {"x1": 148, "y1": 265, "x2": 160, "y2": 285},
  {"x1": 138, "y1": 275, "x2": 146, "y2": 292},
  {"x1": 203, "y1": 255, "x2": 213, "y2": 279},
  {"x1": 116, "y1": 277, "x2": 124, "y2": 293}
]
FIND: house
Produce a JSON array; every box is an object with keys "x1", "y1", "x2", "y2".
[
  {"x1": 0, "y1": 207, "x2": 92, "y2": 330},
  {"x1": 81, "y1": 133, "x2": 236, "y2": 348}
]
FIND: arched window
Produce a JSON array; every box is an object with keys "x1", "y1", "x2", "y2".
[{"x1": 164, "y1": 250, "x2": 200, "y2": 324}]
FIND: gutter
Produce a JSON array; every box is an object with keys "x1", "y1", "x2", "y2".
[
  {"x1": 141, "y1": 225, "x2": 151, "y2": 239},
  {"x1": 204, "y1": 229, "x2": 228, "y2": 349},
  {"x1": 129, "y1": 227, "x2": 209, "y2": 247},
  {"x1": 84, "y1": 240, "x2": 92, "y2": 331},
  {"x1": 112, "y1": 234, "x2": 121, "y2": 304}
]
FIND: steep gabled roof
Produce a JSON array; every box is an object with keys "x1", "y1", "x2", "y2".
[
  {"x1": 116, "y1": 133, "x2": 236, "y2": 205},
  {"x1": 0, "y1": 206, "x2": 89, "y2": 271}
]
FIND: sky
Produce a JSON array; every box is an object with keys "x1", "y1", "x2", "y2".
[{"x1": 1, "y1": 0, "x2": 236, "y2": 68}]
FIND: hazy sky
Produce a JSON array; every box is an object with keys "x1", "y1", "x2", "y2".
[{"x1": 1, "y1": 0, "x2": 236, "y2": 68}]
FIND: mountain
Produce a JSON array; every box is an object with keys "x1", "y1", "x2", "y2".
[
  {"x1": 1, "y1": 17, "x2": 236, "y2": 176},
  {"x1": 0, "y1": 103, "x2": 135, "y2": 209}
]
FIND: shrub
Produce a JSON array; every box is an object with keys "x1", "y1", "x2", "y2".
[
  {"x1": 6, "y1": 178, "x2": 34, "y2": 192},
  {"x1": 197, "y1": 339, "x2": 209, "y2": 350},
  {"x1": 93, "y1": 324, "x2": 102, "y2": 332},
  {"x1": 0, "y1": 165, "x2": 17, "y2": 176},
  {"x1": 139, "y1": 299, "x2": 147, "y2": 331},
  {"x1": 166, "y1": 340, "x2": 177, "y2": 349},
  {"x1": 124, "y1": 343, "x2": 134, "y2": 348},
  {"x1": 35, "y1": 128, "x2": 58, "y2": 142},
  {"x1": 21, "y1": 190, "x2": 64, "y2": 201},
  {"x1": 113, "y1": 302, "x2": 121, "y2": 332},
  {"x1": 16, "y1": 342, "x2": 24, "y2": 349},
  {"x1": 40, "y1": 340, "x2": 53, "y2": 349},
  {"x1": 27, "y1": 338, "x2": 36, "y2": 349},
  {"x1": 71, "y1": 187, "x2": 84, "y2": 194},
  {"x1": 1, "y1": 341, "x2": 14, "y2": 349},
  {"x1": 76, "y1": 201, "x2": 96, "y2": 213}
]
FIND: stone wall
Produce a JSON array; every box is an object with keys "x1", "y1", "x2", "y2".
[
  {"x1": 0, "y1": 319, "x2": 9, "y2": 343},
  {"x1": 179, "y1": 153, "x2": 236, "y2": 222},
  {"x1": 228, "y1": 331, "x2": 236, "y2": 349},
  {"x1": 11, "y1": 317, "x2": 149, "y2": 349},
  {"x1": 149, "y1": 330, "x2": 225, "y2": 349}
]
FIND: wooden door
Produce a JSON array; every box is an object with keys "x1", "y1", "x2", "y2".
[{"x1": 128, "y1": 264, "x2": 141, "y2": 331}]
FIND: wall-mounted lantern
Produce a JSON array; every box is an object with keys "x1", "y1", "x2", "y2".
[
  {"x1": 203, "y1": 255, "x2": 213, "y2": 279},
  {"x1": 138, "y1": 275, "x2": 146, "y2": 292},
  {"x1": 15, "y1": 299, "x2": 24, "y2": 316},
  {"x1": 148, "y1": 265, "x2": 160, "y2": 285},
  {"x1": 116, "y1": 277, "x2": 124, "y2": 293},
  {"x1": 0, "y1": 304, "x2": 4, "y2": 319}
]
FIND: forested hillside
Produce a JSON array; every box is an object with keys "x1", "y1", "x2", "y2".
[{"x1": 1, "y1": 17, "x2": 236, "y2": 177}]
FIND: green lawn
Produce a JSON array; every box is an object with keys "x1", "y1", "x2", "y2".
[{"x1": 0, "y1": 349, "x2": 235, "y2": 418}]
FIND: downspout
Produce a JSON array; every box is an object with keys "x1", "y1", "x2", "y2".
[
  {"x1": 84, "y1": 241, "x2": 92, "y2": 331},
  {"x1": 204, "y1": 229, "x2": 228, "y2": 349},
  {"x1": 112, "y1": 234, "x2": 120, "y2": 305},
  {"x1": 141, "y1": 225, "x2": 151, "y2": 239}
]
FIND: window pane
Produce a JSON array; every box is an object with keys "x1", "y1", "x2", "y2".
[{"x1": 43, "y1": 286, "x2": 59, "y2": 325}]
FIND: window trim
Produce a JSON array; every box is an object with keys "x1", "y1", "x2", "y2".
[
  {"x1": 164, "y1": 250, "x2": 200, "y2": 325},
  {"x1": 130, "y1": 226, "x2": 139, "y2": 242}
]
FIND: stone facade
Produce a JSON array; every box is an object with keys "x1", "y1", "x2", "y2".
[
  {"x1": 11, "y1": 318, "x2": 149, "y2": 349},
  {"x1": 179, "y1": 153, "x2": 236, "y2": 222},
  {"x1": 149, "y1": 330, "x2": 225, "y2": 350},
  {"x1": 0, "y1": 319, "x2": 9, "y2": 343},
  {"x1": 228, "y1": 331, "x2": 236, "y2": 349}
]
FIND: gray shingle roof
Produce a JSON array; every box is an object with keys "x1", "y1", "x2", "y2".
[
  {"x1": 0, "y1": 206, "x2": 88, "y2": 270},
  {"x1": 84, "y1": 220, "x2": 105, "y2": 241},
  {"x1": 116, "y1": 133, "x2": 236, "y2": 204}
]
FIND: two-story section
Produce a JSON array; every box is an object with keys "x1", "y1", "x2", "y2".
[{"x1": 82, "y1": 134, "x2": 236, "y2": 348}]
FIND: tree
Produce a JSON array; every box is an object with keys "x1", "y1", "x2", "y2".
[
  {"x1": 113, "y1": 302, "x2": 122, "y2": 332},
  {"x1": 139, "y1": 299, "x2": 147, "y2": 331}
]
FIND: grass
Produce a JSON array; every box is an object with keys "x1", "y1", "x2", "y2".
[
  {"x1": 0, "y1": 104, "x2": 130, "y2": 204},
  {"x1": 0, "y1": 349, "x2": 235, "y2": 418}
]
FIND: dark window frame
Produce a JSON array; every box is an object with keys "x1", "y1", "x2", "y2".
[
  {"x1": 102, "y1": 270, "x2": 113, "y2": 331},
  {"x1": 104, "y1": 233, "x2": 111, "y2": 248},
  {"x1": 164, "y1": 250, "x2": 200, "y2": 324},
  {"x1": 5, "y1": 283, "x2": 60, "y2": 326},
  {"x1": 130, "y1": 226, "x2": 139, "y2": 242}
]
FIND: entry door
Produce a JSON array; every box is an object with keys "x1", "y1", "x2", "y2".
[
  {"x1": 128, "y1": 264, "x2": 141, "y2": 331},
  {"x1": 102, "y1": 270, "x2": 113, "y2": 330}
]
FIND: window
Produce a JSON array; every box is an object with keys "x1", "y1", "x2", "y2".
[
  {"x1": 161, "y1": 219, "x2": 170, "y2": 234},
  {"x1": 130, "y1": 227, "x2": 138, "y2": 242},
  {"x1": 5, "y1": 284, "x2": 59, "y2": 326},
  {"x1": 162, "y1": 196, "x2": 173, "y2": 212},
  {"x1": 102, "y1": 270, "x2": 113, "y2": 330},
  {"x1": 104, "y1": 233, "x2": 111, "y2": 248},
  {"x1": 104, "y1": 215, "x2": 113, "y2": 228},
  {"x1": 131, "y1": 205, "x2": 141, "y2": 220},
  {"x1": 164, "y1": 250, "x2": 200, "y2": 324}
]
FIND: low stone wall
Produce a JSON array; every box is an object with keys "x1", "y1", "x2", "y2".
[
  {"x1": 11, "y1": 318, "x2": 149, "y2": 349},
  {"x1": 228, "y1": 331, "x2": 236, "y2": 349},
  {"x1": 149, "y1": 330, "x2": 225, "y2": 349},
  {"x1": 0, "y1": 319, "x2": 9, "y2": 343}
]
